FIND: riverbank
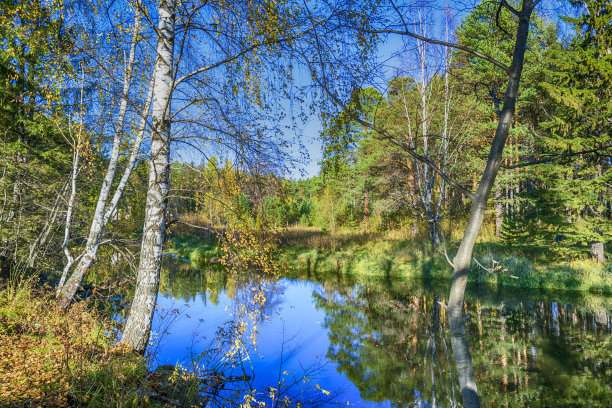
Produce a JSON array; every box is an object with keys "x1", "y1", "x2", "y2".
[
  {"x1": 167, "y1": 226, "x2": 612, "y2": 296},
  {"x1": 280, "y1": 227, "x2": 612, "y2": 295},
  {"x1": 0, "y1": 276, "x2": 219, "y2": 407},
  {"x1": 0, "y1": 277, "x2": 148, "y2": 406}
]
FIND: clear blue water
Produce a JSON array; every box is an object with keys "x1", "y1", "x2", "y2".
[{"x1": 148, "y1": 259, "x2": 612, "y2": 407}]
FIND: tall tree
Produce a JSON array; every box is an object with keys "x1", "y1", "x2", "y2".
[
  {"x1": 309, "y1": 1, "x2": 542, "y2": 405},
  {"x1": 118, "y1": 0, "x2": 367, "y2": 353},
  {"x1": 120, "y1": 0, "x2": 175, "y2": 352},
  {"x1": 56, "y1": 4, "x2": 155, "y2": 306},
  {"x1": 529, "y1": 0, "x2": 611, "y2": 262}
]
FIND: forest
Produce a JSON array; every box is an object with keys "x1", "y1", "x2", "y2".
[{"x1": 0, "y1": 0, "x2": 610, "y2": 407}]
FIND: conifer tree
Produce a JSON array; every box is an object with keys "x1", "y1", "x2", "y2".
[{"x1": 532, "y1": 0, "x2": 611, "y2": 261}]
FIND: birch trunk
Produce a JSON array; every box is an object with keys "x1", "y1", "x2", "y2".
[
  {"x1": 56, "y1": 10, "x2": 147, "y2": 307},
  {"x1": 447, "y1": 3, "x2": 535, "y2": 407},
  {"x1": 120, "y1": 0, "x2": 175, "y2": 354},
  {"x1": 57, "y1": 140, "x2": 81, "y2": 293}
]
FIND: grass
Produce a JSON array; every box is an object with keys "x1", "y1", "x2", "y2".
[
  {"x1": 166, "y1": 224, "x2": 611, "y2": 295},
  {"x1": 277, "y1": 226, "x2": 612, "y2": 295},
  {"x1": 0, "y1": 273, "x2": 230, "y2": 407},
  {"x1": 166, "y1": 233, "x2": 222, "y2": 265},
  {"x1": 0, "y1": 276, "x2": 149, "y2": 407}
]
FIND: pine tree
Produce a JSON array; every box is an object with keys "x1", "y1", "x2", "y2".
[{"x1": 532, "y1": 0, "x2": 611, "y2": 261}]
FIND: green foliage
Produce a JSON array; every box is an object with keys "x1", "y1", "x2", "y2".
[
  {"x1": 500, "y1": 213, "x2": 531, "y2": 246},
  {"x1": 519, "y1": 0, "x2": 612, "y2": 255},
  {"x1": 0, "y1": 0, "x2": 86, "y2": 271}
]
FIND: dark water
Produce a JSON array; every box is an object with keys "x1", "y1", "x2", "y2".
[{"x1": 150, "y1": 258, "x2": 612, "y2": 407}]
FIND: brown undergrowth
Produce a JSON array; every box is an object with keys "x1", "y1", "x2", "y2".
[{"x1": 0, "y1": 277, "x2": 146, "y2": 407}]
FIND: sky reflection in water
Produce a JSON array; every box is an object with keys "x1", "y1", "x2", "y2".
[{"x1": 150, "y1": 259, "x2": 611, "y2": 407}]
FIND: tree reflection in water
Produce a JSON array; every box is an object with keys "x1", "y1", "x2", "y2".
[
  {"x1": 156, "y1": 260, "x2": 611, "y2": 407},
  {"x1": 313, "y1": 284, "x2": 462, "y2": 407},
  {"x1": 311, "y1": 276, "x2": 611, "y2": 408}
]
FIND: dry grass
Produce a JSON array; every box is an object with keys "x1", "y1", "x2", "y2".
[
  {"x1": 0, "y1": 277, "x2": 147, "y2": 407},
  {"x1": 279, "y1": 226, "x2": 382, "y2": 251}
]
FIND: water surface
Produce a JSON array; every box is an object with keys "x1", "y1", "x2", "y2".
[{"x1": 150, "y1": 258, "x2": 611, "y2": 407}]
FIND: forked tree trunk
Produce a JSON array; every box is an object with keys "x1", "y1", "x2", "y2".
[
  {"x1": 56, "y1": 75, "x2": 153, "y2": 308},
  {"x1": 56, "y1": 9, "x2": 144, "y2": 307},
  {"x1": 447, "y1": 2, "x2": 535, "y2": 407},
  {"x1": 121, "y1": 0, "x2": 175, "y2": 354}
]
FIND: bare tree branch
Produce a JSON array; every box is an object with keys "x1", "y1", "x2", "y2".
[
  {"x1": 338, "y1": 25, "x2": 511, "y2": 73},
  {"x1": 500, "y1": 0, "x2": 519, "y2": 16},
  {"x1": 501, "y1": 144, "x2": 612, "y2": 169}
]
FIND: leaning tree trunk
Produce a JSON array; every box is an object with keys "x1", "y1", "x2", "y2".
[
  {"x1": 56, "y1": 76, "x2": 153, "y2": 308},
  {"x1": 56, "y1": 9, "x2": 144, "y2": 307},
  {"x1": 121, "y1": 0, "x2": 175, "y2": 354},
  {"x1": 447, "y1": 2, "x2": 535, "y2": 407},
  {"x1": 57, "y1": 139, "x2": 81, "y2": 295}
]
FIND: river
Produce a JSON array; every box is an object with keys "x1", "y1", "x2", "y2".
[{"x1": 147, "y1": 257, "x2": 611, "y2": 407}]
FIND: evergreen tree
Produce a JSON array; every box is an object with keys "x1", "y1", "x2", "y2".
[{"x1": 531, "y1": 0, "x2": 611, "y2": 261}]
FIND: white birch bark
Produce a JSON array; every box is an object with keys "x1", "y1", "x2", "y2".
[
  {"x1": 120, "y1": 0, "x2": 176, "y2": 354},
  {"x1": 57, "y1": 138, "x2": 80, "y2": 293},
  {"x1": 103, "y1": 75, "x2": 155, "y2": 227},
  {"x1": 57, "y1": 69, "x2": 86, "y2": 291},
  {"x1": 57, "y1": 9, "x2": 146, "y2": 307}
]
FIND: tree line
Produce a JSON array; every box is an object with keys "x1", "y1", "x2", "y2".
[
  {"x1": 1, "y1": 0, "x2": 610, "y2": 406},
  {"x1": 174, "y1": 0, "x2": 610, "y2": 263}
]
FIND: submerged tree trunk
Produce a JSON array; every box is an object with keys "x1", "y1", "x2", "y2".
[
  {"x1": 121, "y1": 0, "x2": 175, "y2": 354},
  {"x1": 447, "y1": 2, "x2": 535, "y2": 407}
]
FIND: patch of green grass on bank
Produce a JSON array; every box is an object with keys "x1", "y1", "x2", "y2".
[
  {"x1": 279, "y1": 227, "x2": 612, "y2": 295},
  {"x1": 166, "y1": 233, "x2": 222, "y2": 265}
]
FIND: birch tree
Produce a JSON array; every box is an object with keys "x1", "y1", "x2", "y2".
[
  {"x1": 118, "y1": 0, "x2": 379, "y2": 353},
  {"x1": 56, "y1": 5, "x2": 155, "y2": 307},
  {"x1": 120, "y1": 0, "x2": 175, "y2": 352},
  {"x1": 384, "y1": 13, "x2": 475, "y2": 248}
]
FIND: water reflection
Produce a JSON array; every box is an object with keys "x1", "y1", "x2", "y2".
[{"x1": 155, "y1": 260, "x2": 612, "y2": 407}]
